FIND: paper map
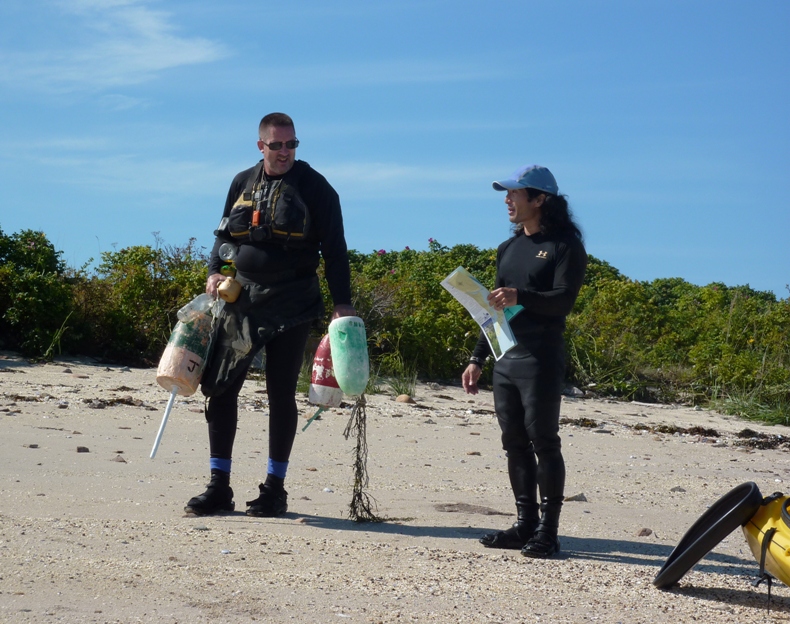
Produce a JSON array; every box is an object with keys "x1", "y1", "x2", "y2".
[{"x1": 440, "y1": 266, "x2": 522, "y2": 361}]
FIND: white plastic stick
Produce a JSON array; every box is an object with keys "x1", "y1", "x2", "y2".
[{"x1": 150, "y1": 387, "x2": 178, "y2": 459}]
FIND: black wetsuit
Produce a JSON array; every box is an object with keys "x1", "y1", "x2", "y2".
[
  {"x1": 202, "y1": 159, "x2": 352, "y2": 470},
  {"x1": 471, "y1": 228, "x2": 586, "y2": 519}
]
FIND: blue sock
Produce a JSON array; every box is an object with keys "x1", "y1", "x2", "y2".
[
  {"x1": 210, "y1": 458, "x2": 232, "y2": 474},
  {"x1": 267, "y1": 458, "x2": 288, "y2": 479}
]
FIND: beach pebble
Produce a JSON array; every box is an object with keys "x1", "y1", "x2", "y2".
[
  {"x1": 395, "y1": 394, "x2": 416, "y2": 404},
  {"x1": 323, "y1": 487, "x2": 334, "y2": 493},
  {"x1": 637, "y1": 527, "x2": 653, "y2": 537},
  {"x1": 565, "y1": 493, "x2": 588, "y2": 502},
  {"x1": 76, "y1": 446, "x2": 90, "y2": 453}
]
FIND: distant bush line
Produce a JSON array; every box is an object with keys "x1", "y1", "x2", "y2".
[{"x1": 1, "y1": 227, "x2": 788, "y2": 424}]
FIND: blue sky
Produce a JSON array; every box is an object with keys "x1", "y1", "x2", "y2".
[{"x1": 1, "y1": 0, "x2": 788, "y2": 297}]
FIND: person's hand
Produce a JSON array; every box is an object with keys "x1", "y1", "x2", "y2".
[
  {"x1": 331, "y1": 304, "x2": 357, "y2": 320},
  {"x1": 462, "y1": 363, "x2": 482, "y2": 395},
  {"x1": 206, "y1": 273, "x2": 226, "y2": 297},
  {"x1": 487, "y1": 287, "x2": 517, "y2": 311}
]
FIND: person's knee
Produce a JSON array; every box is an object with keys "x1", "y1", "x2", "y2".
[
  {"x1": 531, "y1": 433, "x2": 562, "y2": 458},
  {"x1": 501, "y1": 427, "x2": 532, "y2": 454},
  {"x1": 206, "y1": 393, "x2": 238, "y2": 424},
  {"x1": 523, "y1": 403, "x2": 561, "y2": 452}
]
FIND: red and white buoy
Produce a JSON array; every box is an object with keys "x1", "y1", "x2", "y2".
[{"x1": 303, "y1": 334, "x2": 343, "y2": 430}]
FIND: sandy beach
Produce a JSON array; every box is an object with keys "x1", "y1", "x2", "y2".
[{"x1": 2, "y1": 351, "x2": 790, "y2": 623}]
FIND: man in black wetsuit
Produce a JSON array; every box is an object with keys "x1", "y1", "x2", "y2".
[
  {"x1": 185, "y1": 112, "x2": 356, "y2": 517},
  {"x1": 462, "y1": 165, "x2": 586, "y2": 558}
]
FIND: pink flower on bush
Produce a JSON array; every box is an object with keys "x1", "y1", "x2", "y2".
[
  {"x1": 390, "y1": 269, "x2": 396, "y2": 274},
  {"x1": 377, "y1": 249, "x2": 386, "y2": 255},
  {"x1": 405, "y1": 246, "x2": 410, "y2": 251},
  {"x1": 428, "y1": 238, "x2": 434, "y2": 243}
]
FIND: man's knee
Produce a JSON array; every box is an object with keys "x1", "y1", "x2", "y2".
[{"x1": 205, "y1": 391, "x2": 238, "y2": 424}]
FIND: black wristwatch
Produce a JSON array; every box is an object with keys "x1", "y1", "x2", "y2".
[{"x1": 469, "y1": 356, "x2": 484, "y2": 367}]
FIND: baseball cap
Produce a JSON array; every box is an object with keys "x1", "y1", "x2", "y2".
[{"x1": 492, "y1": 165, "x2": 558, "y2": 195}]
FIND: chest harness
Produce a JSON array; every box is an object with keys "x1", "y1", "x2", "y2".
[{"x1": 216, "y1": 161, "x2": 312, "y2": 249}]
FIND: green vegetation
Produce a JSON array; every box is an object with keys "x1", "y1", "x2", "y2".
[
  {"x1": 0, "y1": 228, "x2": 206, "y2": 363},
  {"x1": 2, "y1": 227, "x2": 788, "y2": 424}
]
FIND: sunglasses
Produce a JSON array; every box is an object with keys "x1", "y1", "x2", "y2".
[{"x1": 261, "y1": 139, "x2": 299, "y2": 151}]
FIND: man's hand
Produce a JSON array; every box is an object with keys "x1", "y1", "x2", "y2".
[
  {"x1": 206, "y1": 273, "x2": 226, "y2": 297},
  {"x1": 331, "y1": 304, "x2": 357, "y2": 320},
  {"x1": 462, "y1": 363, "x2": 482, "y2": 395}
]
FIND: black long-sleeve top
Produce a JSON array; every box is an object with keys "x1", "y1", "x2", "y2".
[
  {"x1": 471, "y1": 229, "x2": 587, "y2": 362},
  {"x1": 208, "y1": 159, "x2": 352, "y2": 306}
]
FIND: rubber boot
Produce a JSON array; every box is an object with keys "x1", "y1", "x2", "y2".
[
  {"x1": 479, "y1": 496, "x2": 539, "y2": 549},
  {"x1": 522, "y1": 497, "x2": 562, "y2": 558},
  {"x1": 184, "y1": 470, "x2": 235, "y2": 515},
  {"x1": 480, "y1": 448, "x2": 539, "y2": 549}
]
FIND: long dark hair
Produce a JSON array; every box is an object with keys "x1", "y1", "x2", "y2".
[{"x1": 522, "y1": 188, "x2": 583, "y2": 241}]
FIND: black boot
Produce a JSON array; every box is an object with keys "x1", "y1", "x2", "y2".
[
  {"x1": 246, "y1": 482, "x2": 288, "y2": 517},
  {"x1": 185, "y1": 471, "x2": 235, "y2": 515},
  {"x1": 481, "y1": 448, "x2": 540, "y2": 549},
  {"x1": 480, "y1": 497, "x2": 540, "y2": 549},
  {"x1": 522, "y1": 497, "x2": 562, "y2": 558}
]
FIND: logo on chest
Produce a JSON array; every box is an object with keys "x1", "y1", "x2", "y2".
[{"x1": 536, "y1": 250, "x2": 548, "y2": 259}]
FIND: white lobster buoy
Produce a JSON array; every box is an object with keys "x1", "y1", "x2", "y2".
[
  {"x1": 156, "y1": 295, "x2": 214, "y2": 396},
  {"x1": 151, "y1": 294, "x2": 216, "y2": 458},
  {"x1": 328, "y1": 316, "x2": 369, "y2": 397},
  {"x1": 308, "y1": 334, "x2": 343, "y2": 408}
]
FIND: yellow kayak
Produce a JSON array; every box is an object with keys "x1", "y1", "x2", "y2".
[
  {"x1": 742, "y1": 493, "x2": 790, "y2": 587},
  {"x1": 654, "y1": 482, "x2": 762, "y2": 588}
]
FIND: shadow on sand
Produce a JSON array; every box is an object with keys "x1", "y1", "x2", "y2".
[{"x1": 202, "y1": 508, "x2": 788, "y2": 612}]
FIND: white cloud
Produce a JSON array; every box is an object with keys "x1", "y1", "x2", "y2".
[
  {"x1": 319, "y1": 161, "x2": 491, "y2": 200},
  {"x1": 0, "y1": 0, "x2": 228, "y2": 93},
  {"x1": 36, "y1": 152, "x2": 235, "y2": 197},
  {"x1": 255, "y1": 59, "x2": 506, "y2": 92},
  {"x1": 97, "y1": 93, "x2": 150, "y2": 110}
]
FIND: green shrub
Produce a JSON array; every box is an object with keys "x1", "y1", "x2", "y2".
[
  {"x1": 75, "y1": 237, "x2": 208, "y2": 363},
  {"x1": 2, "y1": 225, "x2": 788, "y2": 424},
  {"x1": 0, "y1": 228, "x2": 73, "y2": 356},
  {"x1": 343, "y1": 240, "x2": 496, "y2": 379}
]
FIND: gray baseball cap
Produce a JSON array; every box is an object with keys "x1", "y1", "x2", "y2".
[{"x1": 492, "y1": 165, "x2": 558, "y2": 195}]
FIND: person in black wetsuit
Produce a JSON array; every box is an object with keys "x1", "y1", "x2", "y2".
[
  {"x1": 462, "y1": 164, "x2": 586, "y2": 558},
  {"x1": 185, "y1": 112, "x2": 356, "y2": 517}
]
